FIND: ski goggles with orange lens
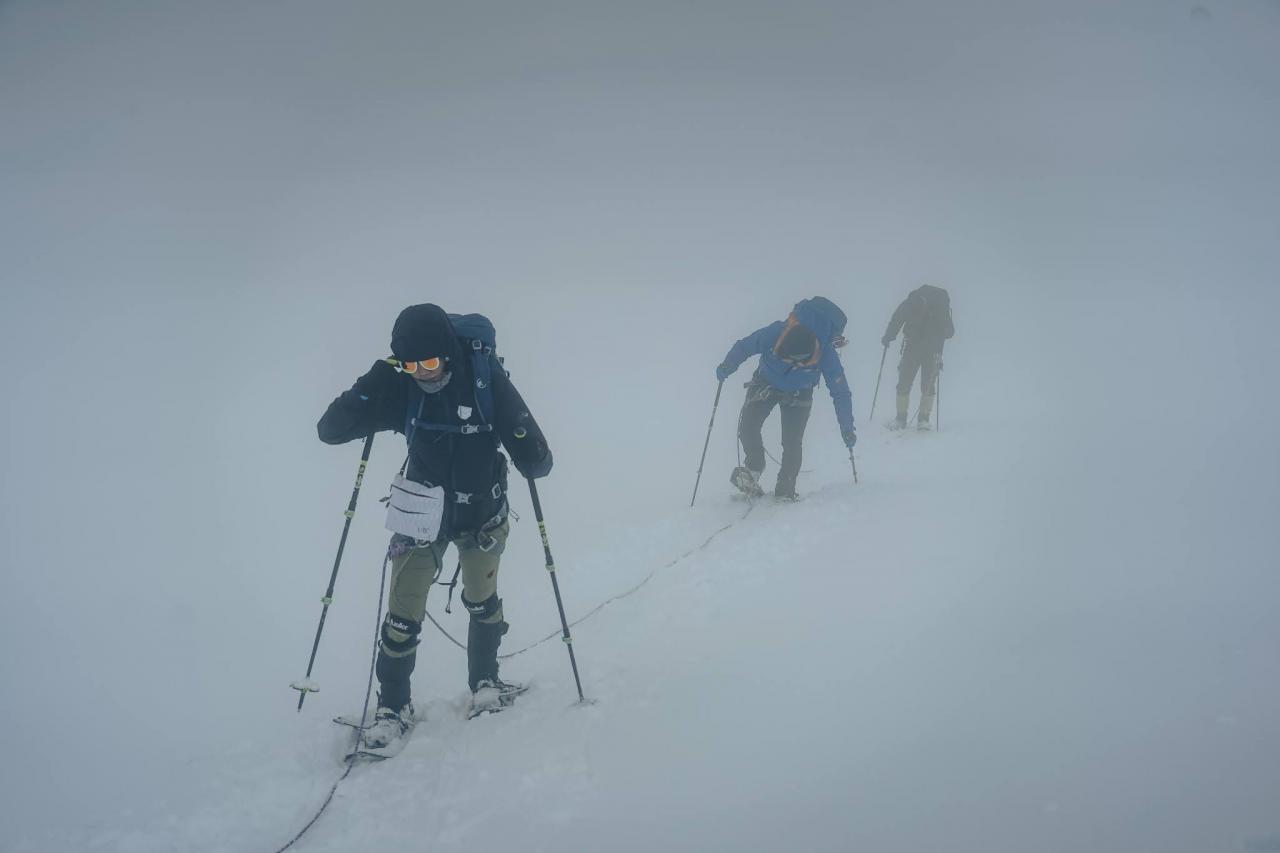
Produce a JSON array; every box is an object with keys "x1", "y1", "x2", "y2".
[{"x1": 394, "y1": 356, "x2": 443, "y2": 373}]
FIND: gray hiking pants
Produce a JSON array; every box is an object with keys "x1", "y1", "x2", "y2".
[
  {"x1": 738, "y1": 382, "x2": 813, "y2": 495},
  {"x1": 896, "y1": 344, "x2": 941, "y2": 420}
]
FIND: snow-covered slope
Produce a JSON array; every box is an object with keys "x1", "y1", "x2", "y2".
[
  {"x1": 2, "y1": 2, "x2": 1278, "y2": 852},
  {"x1": 14, "y1": 387, "x2": 1280, "y2": 852}
]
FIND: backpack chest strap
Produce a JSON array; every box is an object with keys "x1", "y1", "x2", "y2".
[{"x1": 408, "y1": 419, "x2": 495, "y2": 436}]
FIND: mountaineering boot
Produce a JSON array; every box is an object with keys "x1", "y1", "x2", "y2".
[
  {"x1": 465, "y1": 614, "x2": 526, "y2": 717},
  {"x1": 774, "y1": 469, "x2": 801, "y2": 502},
  {"x1": 469, "y1": 677, "x2": 528, "y2": 718},
  {"x1": 889, "y1": 391, "x2": 910, "y2": 429},
  {"x1": 467, "y1": 616, "x2": 507, "y2": 689},
  {"x1": 730, "y1": 466, "x2": 766, "y2": 497},
  {"x1": 374, "y1": 612, "x2": 421, "y2": 713},
  {"x1": 918, "y1": 391, "x2": 935, "y2": 430},
  {"x1": 464, "y1": 598, "x2": 508, "y2": 688},
  {"x1": 362, "y1": 699, "x2": 415, "y2": 749}
]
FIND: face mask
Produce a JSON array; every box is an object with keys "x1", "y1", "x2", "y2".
[{"x1": 414, "y1": 371, "x2": 452, "y2": 394}]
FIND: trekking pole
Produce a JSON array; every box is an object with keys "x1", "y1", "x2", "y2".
[
  {"x1": 848, "y1": 448, "x2": 859, "y2": 484},
  {"x1": 526, "y1": 478, "x2": 587, "y2": 703},
  {"x1": 936, "y1": 362, "x2": 943, "y2": 432},
  {"x1": 868, "y1": 344, "x2": 888, "y2": 420},
  {"x1": 292, "y1": 433, "x2": 375, "y2": 711},
  {"x1": 690, "y1": 379, "x2": 724, "y2": 507}
]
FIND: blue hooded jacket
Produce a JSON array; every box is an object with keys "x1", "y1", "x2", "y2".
[{"x1": 719, "y1": 297, "x2": 855, "y2": 435}]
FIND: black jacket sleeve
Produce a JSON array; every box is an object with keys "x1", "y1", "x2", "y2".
[
  {"x1": 317, "y1": 360, "x2": 406, "y2": 445},
  {"x1": 883, "y1": 296, "x2": 914, "y2": 342},
  {"x1": 491, "y1": 364, "x2": 553, "y2": 479}
]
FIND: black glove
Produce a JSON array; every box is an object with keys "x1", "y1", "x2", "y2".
[
  {"x1": 842, "y1": 429, "x2": 858, "y2": 449},
  {"x1": 352, "y1": 359, "x2": 399, "y2": 400},
  {"x1": 317, "y1": 359, "x2": 399, "y2": 445},
  {"x1": 715, "y1": 362, "x2": 734, "y2": 382},
  {"x1": 510, "y1": 418, "x2": 553, "y2": 479},
  {"x1": 881, "y1": 335, "x2": 893, "y2": 348},
  {"x1": 514, "y1": 443, "x2": 553, "y2": 479}
]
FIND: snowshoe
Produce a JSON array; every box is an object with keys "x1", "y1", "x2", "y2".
[
  {"x1": 467, "y1": 678, "x2": 528, "y2": 719},
  {"x1": 347, "y1": 703, "x2": 415, "y2": 759},
  {"x1": 773, "y1": 490, "x2": 803, "y2": 503},
  {"x1": 887, "y1": 416, "x2": 908, "y2": 431},
  {"x1": 730, "y1": 466, "x2": 765, "y2": 498},
  {"x1": 916, "y1": 418, "x2": 932, "y2": 431}
]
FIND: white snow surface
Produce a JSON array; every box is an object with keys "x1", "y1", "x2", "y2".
[
  {"x1": 12, "y1": 408, "x2": 1279, "y2": 853},
  {"x1": 2, "y1": 2, "x2": 1279, "y2": 852}
]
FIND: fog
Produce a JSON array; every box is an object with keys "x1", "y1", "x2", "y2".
[{"x1": 2, "y1": 1, "x2": 1278, "y2": 851}]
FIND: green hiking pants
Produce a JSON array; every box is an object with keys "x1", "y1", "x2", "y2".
[{"x1": 386, "y1": 519, "x2": 511, "y2": 634}]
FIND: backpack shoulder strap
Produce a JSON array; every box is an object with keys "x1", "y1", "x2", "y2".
[
  {"x1": 447, "y1": 313, "x2": 502, "y2": 430},
  {"x1": 404, "y1": 388, "x2": 425, "y2": 444},
  {"x1": 467, "y1": 341, "x2": 498, "y2": 428}
]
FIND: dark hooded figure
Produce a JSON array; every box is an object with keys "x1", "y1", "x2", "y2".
[
  {"x1": 318, "y1": 304, "x2": 552, "y2": 750},
  {"x1": 881, "y1": 284, "x2": 955, "y2": 430},
  {"x1": 715, "y1": 297, "x2": 856, "y2": 500}
]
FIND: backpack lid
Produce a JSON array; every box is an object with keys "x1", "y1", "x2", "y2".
[
  {"x1": 913, "y1": 285, "x2": 950, "y2": 308},
  {"x1": 791, "y1": 296, "x2": 847, "y2": 342},
  {"x1": 447, "y1": 313, "x2": 497, "y2": 351}
]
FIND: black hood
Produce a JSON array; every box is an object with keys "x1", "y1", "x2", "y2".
[{"x1": 390, "y1": 304, "x2": 465, "y2": 364}]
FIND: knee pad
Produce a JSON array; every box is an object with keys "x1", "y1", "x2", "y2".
[
  {"x1": 461, "y1": 592, "x2": 503, "y2": 624},
  {"x1": 379, "y1": 613, "x2": 422, "y2": 657}
]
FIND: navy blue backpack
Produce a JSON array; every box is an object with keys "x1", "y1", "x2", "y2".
[
  {"x1": 403, "y1": 313, "x2": 505, "y2": 441},
  {"x1": 449, "y1": 313, "x2": 503, "y2": 425}
]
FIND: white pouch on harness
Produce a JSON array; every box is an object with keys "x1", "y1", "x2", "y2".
[{"x1": 384, "y1": 475, "x2": 446, "y2": 541}]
